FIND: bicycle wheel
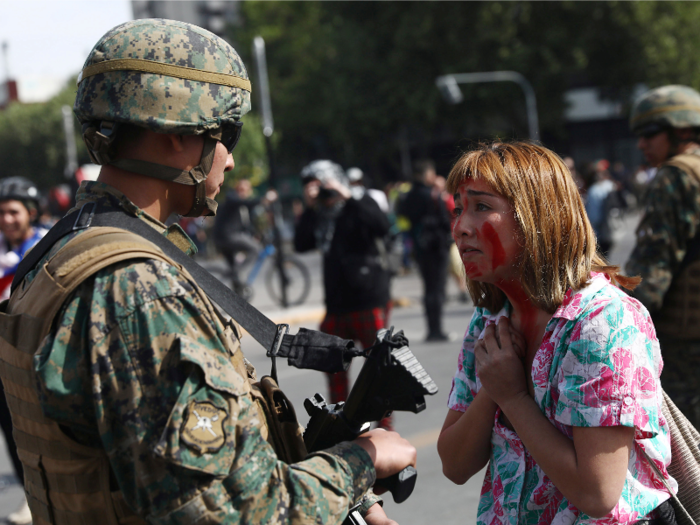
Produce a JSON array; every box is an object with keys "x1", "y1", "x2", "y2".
[{"x1": 265, "y1": 255, "x2": 312, "y2": 307}]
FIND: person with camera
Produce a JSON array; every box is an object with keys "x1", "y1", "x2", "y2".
[{"x1": 294, "y1": 161, "x2": 394, "y2": 430}]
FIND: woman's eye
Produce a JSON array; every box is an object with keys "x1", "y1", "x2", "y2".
[
  {"x1": 452, "y1": 207, "x2": 462, "y2": 218},
  {"x1": 476, "y1": 202, "x2": 490, "y2": 211}
]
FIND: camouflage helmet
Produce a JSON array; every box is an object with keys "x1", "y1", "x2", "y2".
[
  {"x1": 74, "y1": 18, "x2": 251, "y2": 135},
  {"x1": 74, "y1": 19, "x2": 252, "y2": 217},
  {"x1": 630, "y1": 85, "x2": 700, "y2": 135}
]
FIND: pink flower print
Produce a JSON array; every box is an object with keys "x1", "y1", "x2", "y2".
[
  {"x1": 492, "y1": 475, "x2": 505, "y2": 500},
  {"x1": 629, "y1": 304, "x2": 657, "y2": 342},
  {"x1": 633, "y1": 366, "x2": 656, "y2": 400},
  {"x1": 611, "y1": 504, "x2": 639, "y2": 524},
  {"x1": 480, "y1": 468, "x2": 493, "y2": 497},
  {"x1": 531, "y1": 473, "x2": 560, "y2": 506},
  {"x1": 613, "y1": 347, "x2": 634, "y2": 373},
  {"x1": 488, "y1": 515, "x2": 502, "y2": 525},
  {"x1": 582, "y1": 366, "x2": 615, "y2": 408},
  {"x1": 557, "y1": 292, "x2": 584, "y2": 319},
  {"x1": 569, "y1": 322, "x2": 583, "y2": 344},
  {"x1": 532, "y1": 339, "x2": 555, "y2": 388}
]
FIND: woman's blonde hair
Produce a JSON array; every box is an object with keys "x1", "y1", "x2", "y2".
[{"x1": 446, "y1": 141, "x2": 639, "y2": 314}]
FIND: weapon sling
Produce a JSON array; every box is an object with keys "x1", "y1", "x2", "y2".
[{"x1": 12, "y1": 202, "x2": 360, "y2": 382}]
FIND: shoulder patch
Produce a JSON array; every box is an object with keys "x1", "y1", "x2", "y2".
[{"x1": 181, "y1": 400, "x2": 228, "y2": 454}]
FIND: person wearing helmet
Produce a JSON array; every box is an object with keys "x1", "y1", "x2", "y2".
[
  {"x1": 0, "y1": 177, "x2": 47, "y2": 525},
  {"x1": 294, "y1": 161, "x2": 394, "y2": 429},
  {"x1": 0, "y1": 19, "x2": 414, "y2": 525},
  {"x1": 626, "y1": 84, "x2": 700, "y2": 428},
  {"x1": 0, "y1": 177, "x2": 47, "y2": 300}
]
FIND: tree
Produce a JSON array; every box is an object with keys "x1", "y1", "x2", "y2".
[
  {"x1": 0, "y1": 80, "x2": 89, "y2": 190},
  {"x1": 234, "y1": 1, "x2": 700, "y2": 182},
  {"x1": 0, "y1": 78, "x2": 270, "y2": 199}
]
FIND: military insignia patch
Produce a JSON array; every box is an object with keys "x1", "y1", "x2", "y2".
[{"x1": 181, "y1": 401, "x2": 228, "y2": 454}]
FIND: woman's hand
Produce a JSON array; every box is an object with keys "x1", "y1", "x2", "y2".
[{"x1": 474, "y1": 317, "x2": 529, "y2": 409}]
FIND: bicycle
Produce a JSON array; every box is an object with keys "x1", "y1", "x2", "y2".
[{"x1": 234, "y1": 242, "x2": 312, "y2": 307}]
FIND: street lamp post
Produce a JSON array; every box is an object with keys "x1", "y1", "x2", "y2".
[
  {"x1": 61, "y1": 105, "x2": 79, "y2": 180},
  {"x1": 435, "y1": 71, "x2": 539, "y2": 140},
  {"x1": 253, "y1": 36, "x2": 289, "y2": 308}
]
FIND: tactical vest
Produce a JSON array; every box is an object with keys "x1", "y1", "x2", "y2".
[
  {"x1": 652, "y1": 153, "x2": 700, "y2": 340},
  {"x1": 0, "y1": 226, "x2": 306, "y2": 525}
]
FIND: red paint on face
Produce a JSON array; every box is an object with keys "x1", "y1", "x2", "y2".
[
  {"x1": 482, "y1": 222, "x2": 506, "y2": 270},
  {"x1": 463, "y1": 262, "x2": 482, "y2": 278}
]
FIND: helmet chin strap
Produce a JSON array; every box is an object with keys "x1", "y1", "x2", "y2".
[{"x1": 109, "y1": 134, "x2": 220, "y2": 217}]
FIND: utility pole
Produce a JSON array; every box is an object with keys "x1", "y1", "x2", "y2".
[
  {"x1": 1, "y1": 42, "x2": 9, "y2": 82},
  {"x1": 253, "y1": 36, "x2": 288, "y2": 307},
  {"x1": 435, "y1": 71, "x2": 539, "y2": 140},
  {"x1": 61, "y1": 105, "x2": 79, "y2": 180}
]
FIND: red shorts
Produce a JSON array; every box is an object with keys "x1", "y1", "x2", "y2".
[{"x1": 320, "y1": 304, "x2": 390, "y2": 350}]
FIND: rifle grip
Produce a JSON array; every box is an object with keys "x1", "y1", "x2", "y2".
[{"x1": 375, "y1": 465, "x2": 417, "y2": 503}]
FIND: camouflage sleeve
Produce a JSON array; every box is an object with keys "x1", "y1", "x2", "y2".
[
  {"x1": 625, "y1": 165, "x2": 700, "y2": 312},
  {"x1": 34, "y1": 259, "x2": 375, "y2": 524}
]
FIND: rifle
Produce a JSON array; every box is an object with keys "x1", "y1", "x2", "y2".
[{"x1": 303, "y1": 327, "x2": 438, "y2": 523}]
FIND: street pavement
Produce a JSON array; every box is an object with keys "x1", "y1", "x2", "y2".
[{"x1": 0, "y1": 210, "x2": 641, "y2": 524}]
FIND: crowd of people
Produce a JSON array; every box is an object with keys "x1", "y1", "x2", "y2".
[{"x1": 0, "y1": 16, "x2": 698, "y2": 525}]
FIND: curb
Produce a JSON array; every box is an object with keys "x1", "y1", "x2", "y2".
[{"x1": 267, "y1": 307, "x2": 327, "y2": 326}]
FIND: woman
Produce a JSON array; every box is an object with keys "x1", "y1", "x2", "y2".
[{"x1": 437, "y1": 142, "x2": 676, "y2": 524}]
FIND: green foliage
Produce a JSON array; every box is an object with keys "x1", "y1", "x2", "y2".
[
  {"x1": 0, "y1": 80, "x2": 269, "y2": 195},
  {"x1": 235, "y1": 1, "x2": 700, "y2": 180},
  {"x1": 223, "y1": 111, "x2": 269, "y2": 193},
  {"x1": 0, "y1": 79, "x2": 89, "y2": 190}
]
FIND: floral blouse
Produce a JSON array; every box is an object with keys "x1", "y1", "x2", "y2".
[{"x1": 448, "y1": 273, "x2": 676, "y2": 525}]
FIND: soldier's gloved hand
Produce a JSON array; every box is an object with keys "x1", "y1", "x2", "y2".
[
  {"x1": 364, "y1": 503, "x2": 399, "y2": 525},
  {"x1": 353, "y1": 428, "x2": 417, "y2": 488}
]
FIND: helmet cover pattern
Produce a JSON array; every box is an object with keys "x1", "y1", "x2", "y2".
[
  {"x1": 74, "y1": 18, "x2": 251, "y2": 135},
  {"x1": 630, "y1": 85, "x2": 700, "y2": 133}
]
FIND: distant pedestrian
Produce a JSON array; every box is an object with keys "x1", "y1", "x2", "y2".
[
  {"x1": 585, "y1": 166, "x2": 616, "y2": 258},
  {"x1": 212, "y1": 179, "x2": 273, "y2": 297},
  {"x1": 626, "y1": 84, "x2": 700, "y2": 428},
  {"x1": 397, "y1": 160, "x2": 453, "y2": 341}
]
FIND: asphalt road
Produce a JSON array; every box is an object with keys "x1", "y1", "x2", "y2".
[{"x1": 0, "y1": 210, "x2": 641, "y2": 524}]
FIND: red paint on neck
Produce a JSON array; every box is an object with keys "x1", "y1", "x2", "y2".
[{"x1": 498, "y1": 280, "x2": 540, "y2": 350}]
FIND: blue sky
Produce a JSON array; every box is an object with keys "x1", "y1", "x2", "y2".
[{"x1": 0, "y1": 0, "x2": 132, "y2": 100}]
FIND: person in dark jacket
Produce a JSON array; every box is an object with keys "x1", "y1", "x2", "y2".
[
  {"x1": 398, "y1": 160, "x2": 452, "y2": 341},
  {"x1": 294, "y1": 160, "x2": 393, "y2": 427}
]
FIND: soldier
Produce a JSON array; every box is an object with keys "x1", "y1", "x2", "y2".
[
  {"x1": 0, "y1": 19, "x2": 415, "y2": 525},
  {"x1": 626, "y1": 84, "x2": 700, "y2": 428}
]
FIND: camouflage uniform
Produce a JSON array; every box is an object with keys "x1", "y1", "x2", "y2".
[
  {"x1": 1, "y1": 19, "x2": 379, "y2": 524},
  {"x1": 626, "y1": 85, "x2": 700, "y2": 428},
  {"x1": 28, "y1": 181, "x2": 375, "y2": 523}
]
